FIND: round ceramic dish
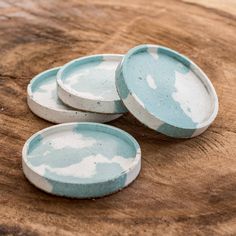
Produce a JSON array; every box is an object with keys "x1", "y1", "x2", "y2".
[
  {"x1": 116, "y1": 45, "x2": 218, "y2": 138},
  {"x1": 22, "y1": 122, "x2": 141, "y2": 198},
  {"x1": 27, "y1": 67, "x2": 122, "y2": 123},
  {"x1": 57, "y1": 54, "x2": 127, "y2": 114}
]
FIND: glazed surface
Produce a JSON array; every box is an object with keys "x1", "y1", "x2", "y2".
[
  {"x1": 124, "y1": 47, "x2": 214, "y2": 129},
  {"x1": 24, "y1": 123, "x2": 140, "y2": 196},
  {"x1": 61, "y1": 56, "x2": 121, "y2": 101},
  {"x1": 31, "y1": 68, "x2": 70, "y2": 110}
]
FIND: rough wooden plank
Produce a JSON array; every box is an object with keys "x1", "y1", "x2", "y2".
[{"x1": 0, "y1": 0, "x2": 236, "y2": 235}]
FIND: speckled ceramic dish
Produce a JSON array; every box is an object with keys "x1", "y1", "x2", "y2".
[
  {"x1": 116, "y1": 45, "x2": 218, "y2": 138},
  {"x1": 22, "y1": 122, "x2": 141, "y2": 198},
  {"x1": 57, "y1": 54, "x2": 127, "y2": 114},
  {"x1": 27, "y1": 67, "x2": 122, "y2": 123}
]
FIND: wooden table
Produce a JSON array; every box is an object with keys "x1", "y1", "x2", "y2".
[{"x1": 0, "y1": 0, "x2": 235, "y2": 235}]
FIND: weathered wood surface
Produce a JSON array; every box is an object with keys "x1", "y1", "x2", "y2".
[{"x1": 0, "y1": 0, "x2": 236, "y2": 235}]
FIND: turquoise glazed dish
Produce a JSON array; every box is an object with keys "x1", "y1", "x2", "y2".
[
  {"x1": 22, "y1": 122, "x2": 141, "y2": 198},
  {"x1": 116, "y1": 45, "x2": 218, "y2": 138},
  {"x1": 27, "y1": 67, "x2": 122, "y2": 123},
  {"x1": 57, "y1": 54, "x2": 128, "y2": 114}
]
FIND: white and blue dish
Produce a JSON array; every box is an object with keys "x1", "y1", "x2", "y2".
[
  {"x1": 27, "y1": 67, "x2": 122, "y2": 123},
  {"x1": 57, "y1": 54, "x2": 128, "y2": 114},
  {"x1": 22, "y1": 122, "x2": 141, "y2": 198},
  {"x1": 116, "y1": 45, "x2": 218, "y2": 138}
]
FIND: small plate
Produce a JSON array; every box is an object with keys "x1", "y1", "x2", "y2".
[
  {"x1": 27, "y1": 67, "x2": 122, "y2": 123},
  {"x1": 57, "y1": 54, "x2": 128, "y2": 114},
  {"x1": 22, "y1": 122, "x2": 141, "y2": 198},
  {"x1": 116, "y1": 45, "x2": 218, "y2": 138}
]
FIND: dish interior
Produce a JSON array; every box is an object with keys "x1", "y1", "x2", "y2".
[
  {"x1": 31, "y1": 68, "x2": 70, "y2": 110},
  {"x1": 26, "y1": 124, "x2": 138, "y2": 184},
  {"x1": 124, "y1": 47, "x2": 216, "y2": 129},
  {"x1": 61, "y1": 56, "x2": 121, "y2": 101}
]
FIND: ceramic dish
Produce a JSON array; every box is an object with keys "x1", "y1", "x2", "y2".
[
  {"x1": 57, "y1": 54, "x2": 127, "y2": 114},
  {"x1": 22, "y1": 122, "x2": 141, "y2": 198},
  {"x1": 27, "y1": 67, "x2": 122, "y2": 123},
  {"x1": 115, "y1": 45, "x2": 218, "y2": 138}
]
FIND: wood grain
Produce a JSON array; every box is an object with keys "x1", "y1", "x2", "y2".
[{"x1": 0, "y1": 0, "x2": 236, "y2": 235}]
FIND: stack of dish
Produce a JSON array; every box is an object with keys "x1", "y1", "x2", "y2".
[{"x1": 27, "y1": 54, "x2": 126, "y2": 124}]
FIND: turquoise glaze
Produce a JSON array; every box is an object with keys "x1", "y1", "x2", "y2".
[
  {"x1": 57, "y1": 54, "x2": 128, "y2": 114},
  {"x1": 22, "y1": 123, "x2": 141, "y2": 198},
  {"x1": 61, "y1": 56, "x2": 116, "y2": 101},
  {"x1": 116, "y1": 45, "x2": 218, "y2": 138},
  {"x1": 30, "y1": 67, "x2": 70, "y2": 110}
]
